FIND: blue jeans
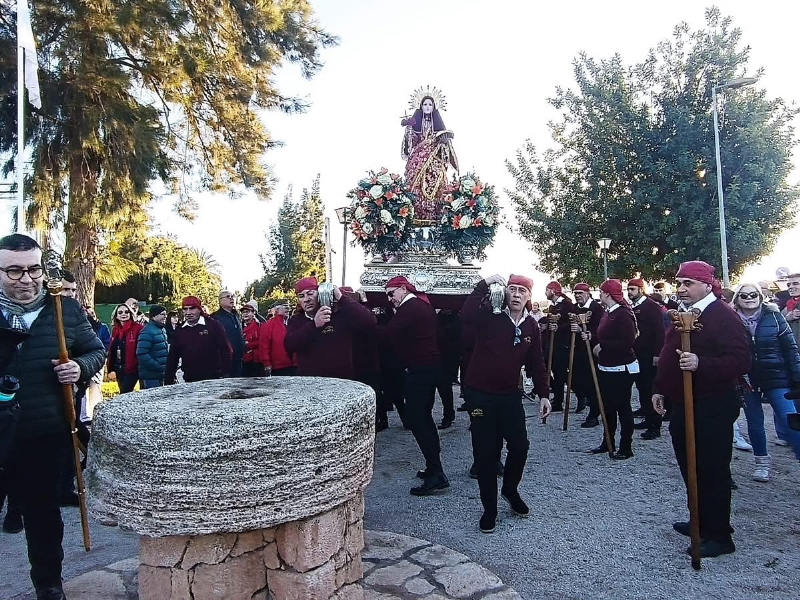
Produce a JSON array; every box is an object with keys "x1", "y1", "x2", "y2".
[
  {"x1": 141, "y1": 379, "x2": 163, "y2": 389},
  {"x1": 742, "y1": 388, "x2": 800, "y2": 459}
]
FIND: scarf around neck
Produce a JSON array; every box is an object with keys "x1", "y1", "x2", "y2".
[
  {"x1": 736, "y1": 306, "x2": 762, "y2": 337},
  {"x1": 0, "y1": 288, "x2": 48, "y2": 332}
]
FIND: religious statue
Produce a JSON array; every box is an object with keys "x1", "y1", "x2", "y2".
[{"x1": 401, "y1": 86, "x2": 459, "y2": 224}]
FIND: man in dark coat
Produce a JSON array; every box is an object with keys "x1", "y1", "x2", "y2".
[
  {"x1": 544, "y1": 281, "x2": 575, "y2": 411},
  {"x1": 0, "y1": 234, "x2": 106, "y2": 600},
  {"x1": 210, "y1": 290, "x2": 245, "y2": 377},
  {"x1": 165, "y1": 296, "x2": 232, "y2": 384},
  {"x1": 569, "y1": 283, "x2": 603, "y2": 426},
  {"x1": 653, "y1": 261, "x2": 751, "y2": 559},
  {"x1": 136, "y1": 305, "x2": 169, "y2": 388}
]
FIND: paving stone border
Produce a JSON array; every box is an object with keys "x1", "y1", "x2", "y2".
[{"x1": 63, "y1": 530, "x2": 520, "y2": 600}]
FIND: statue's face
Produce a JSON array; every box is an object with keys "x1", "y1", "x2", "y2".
[{"x1": 421, "y1": 98, "x2": 434, "y2": 115}]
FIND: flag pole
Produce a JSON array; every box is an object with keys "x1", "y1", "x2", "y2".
[{"x1": 17, "y1": 43, "x2": 24, "y2": 233}]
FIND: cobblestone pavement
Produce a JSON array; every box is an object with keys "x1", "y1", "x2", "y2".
[{"x1": 55, "y1": 530, "x2": 520, "y2": 599}]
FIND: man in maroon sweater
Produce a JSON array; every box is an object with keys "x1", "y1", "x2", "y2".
[
  {"x1": 653, "y1": 261, "x2": 750, "y2": 558},
  {"x1": 569, "y1": 282, "x2": 603, "y2": 426},
  {"x1": 284, "y1": 277, "x2": 376, "y2": 380},
  {"x1": 383, "y1": 276, "x2": 448, "y2": 496},
  {"x1": 628, "y1": 278, "x2": 666, "y2": 439},
  {"x1": 165, "y1": 296, "x2": 232, "y2": 384},
  {"x1": 462, "y1": 274, "x2": 550, "y2": 533},
  {"x1": 544, "y1": 281, "x2": 575, "y2": 411}
]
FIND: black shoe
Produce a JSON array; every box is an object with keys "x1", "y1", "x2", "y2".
[
  {"x1": 632, "y1": 408, "x2": 645, "y2": 417},
  {"x1": 612, "y1": 449, "x2": 634, "y2": 460},
  {"x1": 589, "y1": 444, "x2": 613, "y2": 455},
  {"x1": 416, "y1": 468, "x2": 429, "y2": 479},
  {"x1": 641, "y1": 429, "x2": 661, "y2": 440},
  {"x1": 494, "y1": 460, "x2": 504, "y2": 477},
  {"x1": 662, "y1": 410, "x2": 672, "y2": 422},
  {"x1": 410, "y1": 473, "x2": 450, "y2": 496},
  {"x1": 375, "y1": 417, "x2": 388, "y2": 433},
  {"x1": 550, "y1": 402, "x2": 564, "y2": 412},
  {"x1": 633, "y1": 421, "x2": 650, "y2": 430},
  {"x1": 581, "y1": 417, "x2": 599, "y2": 428},
  {"x1": 457, "y1": 403, "x2": 469, "y2": 412},
  {"x1": 575, "y1": 397, "x2": 587, "y2": 413},
  {"x1": 438, "y1": 417, "x2": 454, "y2": 430},
  {"x1": 2, "y1": 510, "x2": 23, "y2": 534},
  {"x1": 58, "y1": 492, "x2": 80, "y2": 508},
  {"x1": 469, "y1": 464, "x2": 478, "y2": 479},
  {"x1": 36, "y1": 586, "x2": 66, "y2": 600},
  {"x1": 673, "y1": 521, "x2": 690, "y2": 537},
  {"x1": 479, "y1": 512, "x2": 497, "y2": 533},
  {"x1": 501, "y1": 489, "x2": 530, "y2": 517},
  {"x1": 685, "y1": 539, "x2": 736, "y2": 558}
]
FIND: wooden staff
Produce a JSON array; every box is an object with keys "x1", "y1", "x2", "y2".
[
  {"x1": 563, "y1": 314, "x2": 578, "y2": 430},
  {"x1": 578, "y1": 312, "x2": 614, "y2": 458},
  {"x1": 46, "y1": 254, "x2": 91, "y2": 552},
  {"x1": 544, "y1": 312, "x2": 560, "y2": 424},
  {"x1": 669, "y1": 309, "x2": 702, "y2": 570}
]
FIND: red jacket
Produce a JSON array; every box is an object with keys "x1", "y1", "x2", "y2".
[
  {"x1": 242, "y1": 320, "x2": 262, "y2": 363},
  {"x1": 108, "y1": 321, "x2": 144, "y2": 375},
  {"x1": 259, "y1": 317, "x2": 296, "y2": 370}
]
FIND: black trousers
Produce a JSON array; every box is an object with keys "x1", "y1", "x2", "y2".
[
  {"x1": 272, "y1": 366, "x2": 298, "y2": 376},
  {"x1": 551, "y1": 345, "x2": 569, "y2": 405},
  {"x1": 669, "y1": 394, "x2": 739, "y2": 542},
  {"x1": 404, "y1": 366, "x2": 443, "y2": 474},
  {"x1": 115, "y1": 370, "x2": 138, "y2": 394},
  {"x1": 229, "y1": 359, "x2": 244, "y2": 378},
  {"x1": 468, "y1": 389, "x2": 529, "y2": 516},
  {"x1": 436, "y1": 371, "x2": 455, "y2": 422},
  {"x1": 6, "y1": 432, "x2": 70, "y2": 590},
  {"x1": 242, "y1": 362, "x2": 266, "y2": 377},
  {"x1": 635, "y1": 358, "x2": 660, "y2": 429},
  {"x1": 598, "y1": 370, "x2": 635, "y2": 451},
  {"x1": 572, "y1": 349, "x2": 598, "y2": 415}
]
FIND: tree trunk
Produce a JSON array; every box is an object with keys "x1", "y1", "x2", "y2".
[{"x1": 64, "y1": 150, "x2": 101, "y2": 308}]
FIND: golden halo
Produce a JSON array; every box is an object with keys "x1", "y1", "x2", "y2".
[{"x1": 408, "y1": 86, "x2": 447, "y2": 112}]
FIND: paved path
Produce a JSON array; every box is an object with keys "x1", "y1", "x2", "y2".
[{"x1": 3, "y1": 386, "x2": 800, "y2": 599}]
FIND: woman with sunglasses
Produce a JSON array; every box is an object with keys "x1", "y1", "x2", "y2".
[
  {"x1": 588, "y1": 279, "x2": 639, "y2": 460},
  {"x1": 732, "y1": 284, "x2": 800, "y2": 481},
  {"x1": 107, "y1": 303, "x2": 144, "y2": 393}
]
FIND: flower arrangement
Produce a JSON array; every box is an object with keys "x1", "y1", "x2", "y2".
[
  {"x1": 437, "y1": 173, "x2": 500, "y2": 260},
  {"x1": 347, "y1": 168, "x2": 415, "y2": 255}
]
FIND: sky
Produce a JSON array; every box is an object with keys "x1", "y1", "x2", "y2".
[{"x1": 6, "y1": 1, "x2": 800, "y2": 297}]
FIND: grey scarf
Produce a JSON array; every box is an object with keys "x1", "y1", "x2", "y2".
[
  {"x1": 736, "y1": 306, "x2": 761, "y2": 337},
  {"x1": 0, "y1": 289, "x2": 48, "y2": 332}
]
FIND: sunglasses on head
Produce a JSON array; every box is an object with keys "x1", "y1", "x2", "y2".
[{"x1": 738, "y1": 292, "x2": 760, "y2": 300}]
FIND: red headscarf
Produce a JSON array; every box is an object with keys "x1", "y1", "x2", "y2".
[
  {"x1": 508, "y1": 274, "x2": 533, "y2": 292},
  {"x1": 600, "y1": 279, "x2": 627, "y2": 305},
  {"x1": 294, "y1": 277, "x2": 319, "y2": 295},
  {"x1": 627, "y1": 278, "x2": 645, "y2": 289},
  {"x1": 546, "y1": 281, "x2": 563, "y2": 295},
  {"x1": 181, "y1": 296, "x2": 202, "y2": 309},
  {"x1": 573, "y1": 282, "x2": 590, "y2": 292},
  {"x1": 386, "y1": 276, "x2": 430, "y2": 304},
  {"x1": 676, "y1": 261, "x2": 723, "y2": 298}
]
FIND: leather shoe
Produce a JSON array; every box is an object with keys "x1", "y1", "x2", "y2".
[
  {"x1": 550, "y1": 402, "x2": 564, "y2": 412},
  {"x1": 589, "y1": 444, "x2": 613, "y2": 455},
  {"x1": 410, "y1": 473, "x2": 450, "y2": 496},
  {"x1": 632, "y1": 408, "x2": 645, "y2": 417},
  {"x1": 612, "y1": 449, "x2": 634, "y2": 460},
  {"x1": 641, "y1": 429, "x2": 661, "y2": 440},
  {"x1": 438, "y1": 417, "x2": 454, "y2": 430},
  {"x1": 375, "y1": 417, "x2": 388, "y2": 433},
  {"x1": 633, "y1": 421, "x2": 649, "y2": 430},
  {"x1": 581, "y1": 417, "x2": 599, "y2": 428},
  {"x1": 685, "y1": 539, "x2": 736, "y2": 558},
  {"x1": 479, "y1": 512, "x2": 496, "y2": 534},
  {"x1": 36, "y1": 586, "x2": 66, "y2": 600},
  {"x1": 2, "y1": 509, "x2": 23, "y2": 534},
  {"x1": 672, "y1": 521, "x2": 690, "y2": 537},
  {"x1": 494, "y1": 460, "x2": 504, "y2": 477},
  {"x1": 469, "y1": 464, "x2": 478, "y2": 479},
  {"x1": 501, "y1": 489, "x2": 529, "y2": 516},
  {"x1": 416, "y1": 468, "x2": 429, "y2": 479},
  {"x1": 574, "y1": 397, "x2": 587, "y2": 413},
  {"x1": 59, "y1": 492, "x2": 80, "y2": 508}
]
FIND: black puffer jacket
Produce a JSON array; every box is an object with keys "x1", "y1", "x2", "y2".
[
  {"x1": 747, "y1": 303, "x2": 800, "y2": 392},
  {"x1": 1, "y1": 295, "x2": 106, "y2": 441}
]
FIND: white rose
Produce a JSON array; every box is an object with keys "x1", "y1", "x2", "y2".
[
  {"x1": 451, "y1": 198, "x2": 466, "y2": 211},
  {"x1": 459, "y1": 216, "x2": 473, "y2": 229},
  {"x1": 369, "y1": 185, "x2": 384, "y2": 199},
  {"x1": 460, "y1": 178, "x2": 476, "y2": 192},
  {"x1": 483, "y1": 216, "x2": 494, "y2": 226},
  {"x1": 380, "y1": 209, "x2": 393, "y2": 224},
  {"x1": 377, "y1": 174, "x2": 393, "y2": 185},
  {"x1": 354, "y1": 206, "x2": 367, "y2": 220},
  {"x1": 362, "y1": 222, "x2": 374, "y2": 234}
]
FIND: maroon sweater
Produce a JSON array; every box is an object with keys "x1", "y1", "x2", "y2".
[
  {"x1": 284, "y1": 296, "x2": 376, "y2": 379},
  {"x1": 632, "y1": 297, "x2": 665, "y2": 359},
  {"x1": 382, "y1": 296, "x2": 440, "y2": 368},
  {"x1": 654, "y1": 299, "x2": 751, "y2": 404},
  {"x1": 165, "y1": 317, "x2": 232, "y2": 383},
  {"x1": 596, "y1": 305, "x2": 638, "y2": 367},
  {"x1": 548, "y1": 296, "x2": 576, "y2": 346},
  {"x1": 461, "y1": 281, "x2": 550, "y2": 396}
]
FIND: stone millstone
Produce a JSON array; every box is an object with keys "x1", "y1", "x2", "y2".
[{"x1": 86, "y1": 377, "x2": 375, "y2": 537}]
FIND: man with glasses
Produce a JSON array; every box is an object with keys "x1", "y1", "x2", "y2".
[
  {"x1": 461, "y1": 274, "x2": 550, "y2": 533},
  {"x1": 284, "y1": 277, "x2": 376, "y2": 379},
  {"x1": 165, "y1": 296, "x2": 232, "y2": 384},
  {"x1": 0, "y1": 234, "x2": 105, "y2": 600},
  {"x1": 382, "y1": 276, "x2": 448, "y2": 496},
  {"x1": 210, "y1": 290, "x2": 245, "y2": 377}
]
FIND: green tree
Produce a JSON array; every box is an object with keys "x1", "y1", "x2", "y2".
[
  {"x1": 507, "y1": 8, "x2": 798, "y2": 285},
  {"x1": 247, "y1": 176, "x2": 325, "y2": 300},
  {"x1": 0, "y1": 1, "x2": 336, "y2": 304}
]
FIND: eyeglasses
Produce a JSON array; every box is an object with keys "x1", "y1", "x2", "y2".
[
  {"x1": 514, "y1": 326, "x2": 521, "y2": 346},
  {"x1": 117, "y1": 310, "x2": 130, "y2": 315},
  {"x1": 386, "y1": 289, "x2": 397, "y2": 298},
  {"x1": 0, "y1": 266, "x2": 44, "y2": 280},
  {"x1": 738, "y1": 292, "x2": 760, "y2": 300}
]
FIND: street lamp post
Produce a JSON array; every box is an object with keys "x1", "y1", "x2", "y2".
[
  {"x1": 596, "y1": 238, "x2": 612, "y2": 281},
  {"x1": 334, "y1": 207, "x2": 351, "y2": 287},
  {"x1": 712, "y1": 76, "x2": 758, "y2": 288}
]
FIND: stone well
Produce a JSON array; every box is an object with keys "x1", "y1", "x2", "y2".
[{"x1": 86, "y1": 377, "x2": 375, "y2": 600}]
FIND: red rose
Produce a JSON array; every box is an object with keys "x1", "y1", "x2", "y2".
[
  {"x1": 453, "y1": 215, "x2": 461, "y2": 228},
  {"x1": 467, "y1": 199, "x2": 476, "y2": 207}
]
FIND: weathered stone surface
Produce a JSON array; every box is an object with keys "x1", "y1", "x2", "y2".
[
  {"x1": 62, "y1": 570, "x2": 126, "y2": 599},
  {"x1": 182, "y1": 532, "x2": 236, "y2": 568},
  {"x1": 363, "y1": 560, "x2": 423, "y2": 587},
  {"x1": 331, "y1": 583, "x2": 365, "y2": 600},
  {"x1": 362, "y1": 530, "x2": 427, "y2": 560},
  {"x1": 263, "y1": 541, "x2": 281, "y2": 569},
  {"x1": 86, "y1": 377, "x2": 375, "y2": 536},
  {"x1": 105, "y1": 557, "x2": 140, "y2": 572},
  {"x1": 140, "y1": 535, "x2": 190, "y2": 568},
  {"x1": 268, "y1": 558, "x2": 336, "y2": 600},
  {"x1": 335, "y1": 554, "x2": 363, "y2": 587},
  {"x1": 276, "y1": 503, "x2": 347, "y2": 572},
  {"x1": 345, "y1": 519, "x2": 365, "y2": 557},
  {"x1": 408, "y1": 544, "x2": 469, "y2": 568},
  {"x1": 433, "y1": 563, "x2": 503, "y2": 598},
  {"x1": 481, "y1": 590, "x2": 524, "y2": 600},
  {"x1": 404, "y1": 577, "x2": 436, "y2": 595},
  {"x1": 138, "y1": 565, "x2": 172, "y2": 600},
  {"x1": 231, "y1": 530, "x2": 269, "y2": 557},
  {"x1": 191, "y1": 550, "x2": 267, "y2": 600}
]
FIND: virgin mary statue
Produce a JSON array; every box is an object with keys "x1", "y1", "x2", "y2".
[{"x1": 401, "y1": 87, "x2": 459, "y2": 224}]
